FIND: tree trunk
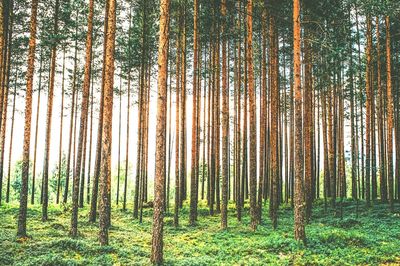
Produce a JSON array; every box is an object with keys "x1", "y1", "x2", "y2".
[
  {"x1": 42, "y1": 0, "x2": 59, "y2": 221},
  {"x1": 71, "y1": 0, "x2": 94, "y2": 237},
  {"x1": 189, "y1": 0, "x2": 199, "y2": 226},
  {"x1": 98, "y1": 0, "x2": 116, "y2": 246},
  {"x1": 150, "y1": 0, "x2": 170, "y2": 263},
  {"x1": 385, "y1": 16, "x2": 394, "y2": 211},
  {"x1": 293, "y1": 0, "x2": 306, "y2": 243},
  {"x1": 17, "y1": 0, "x2": 39, "y2": 238}
]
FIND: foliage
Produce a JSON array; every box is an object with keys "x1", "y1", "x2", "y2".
[{"x1": 0, "y1": 201, "x2": 399, "y2": 265}]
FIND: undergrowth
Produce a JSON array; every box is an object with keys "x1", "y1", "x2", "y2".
[{"x1": 0, "y1": 199, "x2": 399, "y2": 265}]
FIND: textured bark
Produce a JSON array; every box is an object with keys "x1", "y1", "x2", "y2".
[
  {"x1": 89, "y1": 0, "x2": 109, "y2": 222},
  {"x1": 71, "y1": 0, "x2": 94, "y2": 237},
  {"x1": 269, "y1": 1, "x2": 279, "y2": 229},
  {"x1": 42, "y1": 0, "x2": 59, "y2": 221},
  {"x1": 246, "y1": 0, "x2": 257, "y2": 231},
  {"x1": 349, "y1": 17, "x2": 357, "y2": 200},
  {"x1": 0, "y1": 0, "x2": 13, "y2": 205},
  {"x1": 365, "y1": 16, "x2": 372, "y2": 207},
  {"x1": 64, "y1": 25, "x2": 79, "y2": 204},
  {"x1": 150, "y1": 0, "x2": 170, "y2": 263},
  {"x1": 87, "y1": 61, "x2": 95, "y2": 205},
  {"x1": 31, "y1": 53, "x2": 43, "y2": 205},
  {"x1": 98, "y1": 0, "x2": 116, "y2": 246},
  {"x1": 56, "y1": 48, "x2": 66, "y2": 204},
  {"x1": 293, "y1": 0, "x2": 306, "y2": 243},
  {"x1": 189, "y1": 0, "x2": 199, "y2": 226},
  {"x1": 179, "y1": 2, "x2": 187, "y2": 207},
  {"x1": 220, "y1": 0, "x2": 229, "y2": 230},
  {"x1": 355, "y1": 9, "x2": 365, "y2": 200},
  {"x1": 235, "y1": 0, "x2": 242, "y2": 221},
  {"x1": 375, "y1": 17, "x2": 386, "y2": 202},
  {"x1": 6, "y1": 70, "x2": 17, "y2": 203},
  {"x1": 116, "y1": 80, "x2": 122, "y2": 205},
  {"x1": 174, "y1": 31, "x2": 180, "y2": 226},
  {"x1": 17, "y1": 0, "x2": 39, "y2": 238},
  {"x1": 385, "y1": 16, "x2": 394, "y2": 211},
  {"x1": 123, "y1": 70, "x2": 131, "y2": 211},
  {"x1": 304, "y1": 10, "x2": 313, "y2": 221}
]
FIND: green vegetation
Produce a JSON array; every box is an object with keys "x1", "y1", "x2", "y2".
[{"x1": 1, "y1": 201, "x2": 399, "y2": 265}]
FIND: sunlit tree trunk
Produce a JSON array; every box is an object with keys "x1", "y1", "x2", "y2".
[
  {"x1": 98, "y1": 0, "x2": 116, "y2": 246},
  {"x1": 71, "y1": 0, "x2": 94, "y2": 237},
  {"x1": 17, "y1": 0, "x2": 39, "y2": 238},
  {"x1": 150, "y1": 0, "x2": 170, "y2": 263},
  {"x1": 42, "y1": 0, "x2": 59, "y2": 221},
  {"x1": 293, "y1": 0, "x2": 306, "y2": 243},
  {"x1": 385, "y1": 16, "x2": 394, "y2": 211}
]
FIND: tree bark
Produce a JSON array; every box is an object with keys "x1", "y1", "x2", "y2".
[
  {"x1": 17, "y1": 0, "x2": 39, "y2": 238},
  {"x1": 151, "y1": 0, "x2": 170, "y2": 263}
]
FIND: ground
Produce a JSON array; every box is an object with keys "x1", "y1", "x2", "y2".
[{"x1": 1, "y1": 200, "x2": 400, "y2": 265}]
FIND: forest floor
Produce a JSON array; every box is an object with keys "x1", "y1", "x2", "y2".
[{"x1": 1, "y1": 199, "x2": 400, "y2": 265}]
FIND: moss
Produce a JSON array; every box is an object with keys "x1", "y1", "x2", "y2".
[{"x1": 0, "y1": 201, "x2": 399, "y2": 265}]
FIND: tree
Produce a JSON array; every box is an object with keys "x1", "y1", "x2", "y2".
[
  {"x1": 17, "y1": 0, "x2": 39, "y2": 238},
  {"x1": 98, "y1": 0, "x2": 116, "y2": 246},
  {"x1": 220, "y1": 0, "x2": 229, "y2": 230},
  {"x1": 293, "y1": 0, "x2": 306, "y2": 243},
  {"x1": 247, "y1": 0, "x2": 257, "y2": 231},
  {"x1": 385, "y1": 16, "x2": 394, "y2": 211},
  {"x1": 70, "y1": 0, "x2": 94, "y2": 237},
  {"x1": 42, "y1": 0, "x2": 59, "y2": 221},
  {"x1": 189, "y1": 0, "x2": 199, "y2": 227},
  {"x1": 151, "y1": 0, "x2": 170, "y2": 262}
]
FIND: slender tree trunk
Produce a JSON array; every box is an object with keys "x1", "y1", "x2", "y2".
[
  {"x1": 385, "y1": 16, "x2": 394, "y2": 211},
  {"x1": 6, "y1": 69, "x2": 17, "y2": 203},
  {"x1": 220, "y1": 0, "x2": 229, "y2": 230},
  {"x1": 98, "y1": 0, "x2": 116, "y2": 246},
  {"x1": 293, "y1": 0, "x2": 306, "y2": 243},
  {"x1": 189, "y1": 0, "x2": 199, "y2": 226},
  {"x1": 56, "y1": 48, "x2": 66, "y2": 204},
  {"x1": 89, "y1": 0, "x2": 109, "y2": 222},
  {"x1": 17, "y1": 0, "x2": 39, "y2": 238},
  {"x1": 0, "y1": 0, "x2": 13, "y2": 205},
  {"x1": 64, "y1": 23, "x2": 79, "y2": 204},
  {"x1": 151, "y1": 0, "x2": 170, "y2": 263},
  {"x1": 365, "y1": 16, "x2": 372, "y2": 207},
  {"x1": 42, "y1": 0, "x2": 59, "y2": 221},
  {"x1": 31, "y1": 51, "x2": 43, "y2": 205},
  {"x1": 304, "y1": 9, "x2": 313, "y2": 221},
  {"x1": 71, "y1": 0, "x2": 94, "y2": 236},
  {"x1": 269, "y1": 1, "x2": 279, "y2": 229}
]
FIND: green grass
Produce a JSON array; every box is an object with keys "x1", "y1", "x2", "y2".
[{"x1": 1, "y1": 200, "x2": 400, "y2": 265}]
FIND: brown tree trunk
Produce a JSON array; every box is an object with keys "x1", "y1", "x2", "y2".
[
  {"x1": 6, "y1": 69, "x2": 17, "y2": 203},
  {"x1": 385, "y1": 16, "x2": 394, "y2": 211},
  {"x1": 365, "y1": 15, "x2": 372, "y2": 207},
  {"x1": 89, "y1": 0, "x2": 109, "y2": 222},
  {"x1": 31, "y1": 51, "x2": 43, "y2": 205},
  {"x1": 220, "y1": 0, "x2": 229, "y2": 230},
  {"x1": 269, "y1": 0, "x2": 279, "y2": 229},
  {"x1": 189, "y1": 0, "x2": 199, "y2": 226},
  {"x1": 304, "y1": 8, "x2": 313, "y2": 221},
  {"x1": 151, "y1": 0, "x2": 170, "y2": 263},
  {"x1": 71, "y1": 0, "x2": 94, "y2": 237},
  {"x1": 293, "y1": 0, "x2": 306, "y2": 243},
  {"x1": 42, "y1": 0, "x2": 59, "y2": 221},
  {"x1": 17, "y1": 0, "x2": 39, "y2": 238},
  {"x1": 56, "y1": 48, "x2": 66, "y2": 204},
  {"x1": 98, "y1": 0, "x2": 116, "y2": 246},
  {"x1": 246, "y1": 0, "x2": 257, "y2": 231},
  {"x1": 64, "y1": 22, "x2": 79, "y2": 204},
  {"x1": 0, "y1": 0, "x2": 13, "y2": 205}
]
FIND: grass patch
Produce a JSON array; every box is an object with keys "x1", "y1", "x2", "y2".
[{"x1": 0, "y1": 200, "x2": 399, "y2": 265}]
